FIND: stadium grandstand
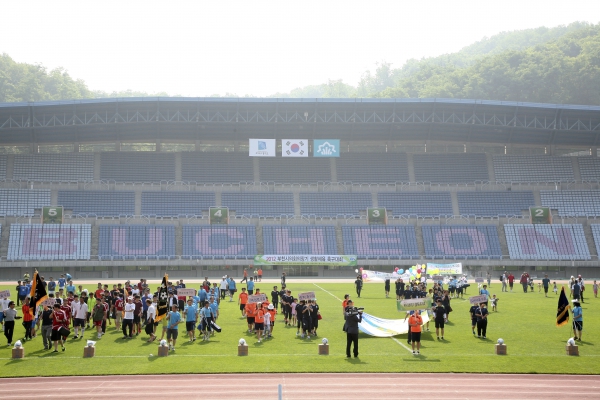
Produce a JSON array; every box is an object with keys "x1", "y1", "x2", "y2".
[{"x1": 0, "y1": 97, "x2": 599, "y2": 281}]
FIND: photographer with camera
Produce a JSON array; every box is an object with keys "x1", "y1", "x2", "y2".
[{"x1": 344, "y1": 300, "x2": 363, "y2": 358}]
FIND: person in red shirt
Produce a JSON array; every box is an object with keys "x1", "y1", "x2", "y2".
[
  {"x1": 342, "y1": 294, "x2": 350, "y2": 316},
  {"x1": 241, "y1": 269, "x2": 248, "y2": 284},
  {"x1": 507, "y1": 273, "x2": 515, "y2": 292},
  {"x1": 21, "y1": 298, "x2": 34, "y2": 341},
  {"x1": 254, "y1": 303, "x2": 265, "y2": 342},
  {"x1": 94, "y1": 283, "x2": 104, "y2": 300},
  {"x1": 50, "y1": 303, "x2": 67, "y2": 352},
  {"x1": 408, "y1": 310, "x2": 423, "y2": 355},
  {"x1": 257, "y1": 268, "x2": 263, "y2": 282},
  {"x1": 113, "y1": 293, "x2": 124, "y2": 331}
]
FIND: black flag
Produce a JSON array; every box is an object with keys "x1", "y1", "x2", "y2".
[
  {"x1": 155, "y1": 274, "x2": 169, "y2": 323},
  {"x1": 556, "y1": 286, "x2": 570, "y2": 327},
  {"x1": 29, "y1": 270, "x2": 48, "y2": 310}
]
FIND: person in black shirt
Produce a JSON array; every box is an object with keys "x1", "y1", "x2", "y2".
[
  {"x1": 281, "y1": 272, "x2": 286, "y2": 287},
  {"x1": 355, "y1": 276, "x2": 363, "y2": 298},
  {"x1": 475, "y1": 302, "x2": 489, "y2": 338},
  {"x1": 281, "y1": 290, "x2": 293, "y2": 325},
  {"x1": 295, "y1": 300, "x2": 304, "y2": 335},
  {"x1": 41, "y1": 304, "x2": 54, "y2": 350},
  {"x1": 311, "y1": 299, "x2": 320, "y2": 336},
  {"x1": 469, "y1": 303, "x2": 478, "y2": 335},
  {"x1": 432, "y1": 299, "x2": 446, "y2": 340},
  {"x1": 384, "y1": 278, "x2": 391, "y2": 298},
  {"x1": 271, "y1": 286, "x2": 280, "y2": 310},
  {"x1": 344, "y1": 300, "x2": 362, "y2": 358}
]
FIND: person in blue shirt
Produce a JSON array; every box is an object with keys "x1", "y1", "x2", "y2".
[
  {"x1": 247, "y1": 277, "x2": 255, "y2": 295},
  {"x1": 17, "y1": 283, "x2": 30, "y2": 306},
  {"x1": 228, "y1": 279, "x2": 236, "y2": 302},
  {"x1": 572, "y1": 300, "x2": 583, "y2": 341},
  {"x1": 183, "y1": 298, "x2": 198, "y2": 342},
  {"x1": 167, "y1": 304, "x2": 181, "y2": 351},
  {"x1": 66, "y1": 281, "x2": 76, "y2": 295},
  {"x1": 47, "y1": 278, "x2": 57, "y2": 296},
  {"x1": 198, "y1": 287, "x2": 208, "y2": 303},
  {"x1": 479, "y1": 285, "x2": 490, "y2": 306},
  {"x1": 199, "y1": 301, "x2": 215, "y2": 341},
  {"x1": 58, "y1": 275, "x2": 67, "y2": 291}
]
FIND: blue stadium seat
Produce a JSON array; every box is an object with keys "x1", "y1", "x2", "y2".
[
  {"x1": 423, "y1": 225, "x2": 502, "y2": 259},
  {"x1": 98, "y1": 225, "x2": 176, "y2": 260},
  {"x1": 8, "y1": 224, "x2": 91, "y2": 261},
  {"x1": 263, "y1": 226, "x2": 337, "y2": 254},
  {"x1": 504, "y1": 224, "x2": 590, "y2": 260}
]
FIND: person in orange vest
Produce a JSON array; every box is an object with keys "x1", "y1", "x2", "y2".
[
  {"x1": 244, "y1": 301, "x2": 257, "y2": 334},
  {"x1": 21, "y1": 297, "x2": 34, "y2": 341},
  {"x1": 266, "y1": 304, "x2": 276, "y2": 338},
  {"x1": 238, "y1": 288, "x2": 248, "y2": 317},
  {"x1": 254, "y1": 303, "x2": 266, "y2": 342},
  {"x1": 241, "y1": 268, "x2": 248, "y2": 284},
  {"x1": 408, "y1": 310, "x2": 423, "y2": 355},
  {"x1": 257, "y1": 268, "x2": 263, "y2": 282}
]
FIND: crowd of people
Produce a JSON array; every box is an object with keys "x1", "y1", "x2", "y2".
[{"x1": 0, "y1": 268, "x2": 593, "y2": 357}]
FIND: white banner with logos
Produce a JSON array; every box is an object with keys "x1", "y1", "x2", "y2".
[
  {"x1": 426, "y1": 262, "x2": 462, "y2": 275},
  {"x1": 249, "y1": 139, "x2": 276, "y2": 157},
  {"x1": 282, "y1": 139, "x2": 308, "y2": 157}
]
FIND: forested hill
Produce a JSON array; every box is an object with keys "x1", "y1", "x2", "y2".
[
  {"x1": 271, "y1": 22, "x2": 600, "y2": 105},
  {"x1": 0, "y1": 22, "x2": 598, "y2": 105},
  {"x1": 0, "y1": 55, "x2": 169, "y2": 103}
]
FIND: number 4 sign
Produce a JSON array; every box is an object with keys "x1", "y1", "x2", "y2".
[{"x1": 210, "y1": 207, "x2": 229, "y2": 225}]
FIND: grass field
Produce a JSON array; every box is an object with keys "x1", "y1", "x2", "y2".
[{"x1": 0, "y1": 280, "x2": 597, "y2": 377}]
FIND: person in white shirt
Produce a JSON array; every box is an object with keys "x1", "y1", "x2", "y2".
[
  {"x1": 0, "y1": 297, "x2": 10, "y2": 332},
  {"x1": 122, "y1": 297, "x2": 135, "y2": 339},
  {"x1": 71, "y1": 295, "x2": 88, "y2": 339},
  {"x1": 145, "y1": 298, "x2": 156, "y2": 342},
  {"x1": 220, "y1": 277, "x2": 228, "y2": 301}
]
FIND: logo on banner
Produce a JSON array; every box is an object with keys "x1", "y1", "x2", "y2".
[
  {"x1": 249, "y1": 139, "x2": 276, "y2": 157},
  {"x1": 314, "y1": 140, "x2": 340, "y2": 157},
  {"x1": 283, "y1": 140, "x2": 307, "y2": 157}
]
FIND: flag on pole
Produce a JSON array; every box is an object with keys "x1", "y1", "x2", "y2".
[
  {"x1": 154, "y1": 274, "x2": 169, "y2": 323},
  {"x1": 28, "y1": 270, "x2": 48, "y2": 319},
  {"x1": 556, "y1": 286, "x2": 570, "y2": 327}
]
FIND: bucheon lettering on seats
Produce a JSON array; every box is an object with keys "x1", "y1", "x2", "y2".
[{"x1": 5, "y1": 222, "x2": 596, "y2": 261}]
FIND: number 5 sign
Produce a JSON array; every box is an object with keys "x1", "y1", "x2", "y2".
[
  {"x1": 42, "y1": 206, "x2": 64, "y2": 224},
  {"x1": 210, "y1": 207, "x2": 229, "y2": 225}
]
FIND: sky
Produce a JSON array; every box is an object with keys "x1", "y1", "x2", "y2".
[{"x1": 1, "y1": 0, "x2": 598, "y2": 97}]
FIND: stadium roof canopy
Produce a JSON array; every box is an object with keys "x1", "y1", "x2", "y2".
[{"x1": 0, "y1": 97, "x2": 599, "y2": 147}]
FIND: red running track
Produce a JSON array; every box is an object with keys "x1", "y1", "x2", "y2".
[{"x1": 1, "y1": 373, "x2": 598, "y2": 399}]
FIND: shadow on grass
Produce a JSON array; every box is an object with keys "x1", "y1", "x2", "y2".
[
  {"x1": 344, "y1": 357, "x2": 367, "y2": 364},
  {"x1": 402, "y1": 356, "x2": 440, "y2": 362}
]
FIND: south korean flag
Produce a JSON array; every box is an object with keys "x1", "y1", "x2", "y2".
[{"x1": 282, "y1": 139, "x2": 308, "y2": 157}]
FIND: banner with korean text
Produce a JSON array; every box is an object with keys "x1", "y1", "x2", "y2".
[{"x1": 253, "y1": 254, "x2": 356, "y2": 266}]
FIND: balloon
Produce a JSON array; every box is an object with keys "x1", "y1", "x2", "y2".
[
  {"x1": 417, "y1": 273, "x2": 421, "y2": 278},
  {"x1": 394, "y1": 267, "x2": 398, "y2": 272},
  {"x1": 355, "y1": 269, "x2": 359, "y2": 273},
  {"x1": 398, "y1": 269, "x2": 404, "y2": 274},
  {"x1": 417, "y1": 269, "x2": 421, "y2": 274}
]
